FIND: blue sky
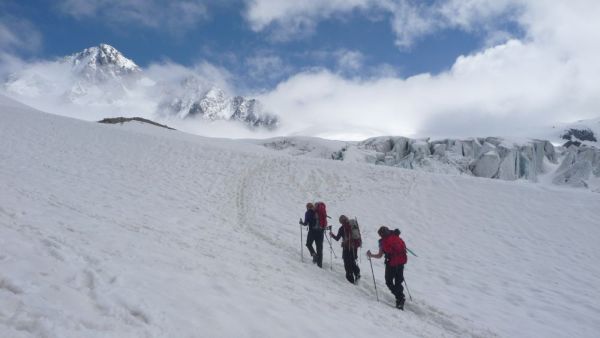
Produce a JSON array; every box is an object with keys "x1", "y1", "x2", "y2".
[
  {"x1": 2, "y1": 0, "x2": 513, "y2": 90},
  {"x1": 1, "y1": 0, "x2": 599, "y2": 139}
]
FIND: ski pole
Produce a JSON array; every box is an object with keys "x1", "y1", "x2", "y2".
[
  {"x1": 404, "y1": 276, "x2": 412, "y2": 301},
  {"x1": 368, "y1": 256, "x2": 379, "y2": 302}
]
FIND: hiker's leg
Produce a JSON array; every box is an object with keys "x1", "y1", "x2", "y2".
[
  {"x1": 386, "y1": 265, "x2": 404, "y2": 301},
  {"x1": 352, "y1": 248, "x2": 360, "y2": 277},
  {"x1": 342, "y1": 248, "x2": 355, "y2": 283},
  {"x1": 305, "y1": 230, "x2": 316, "y2": 256},
  {"x1": 395, "y1": 265, "x2": 405, "y2": 300},
  {"x1": 385, "y1": 264, "x2": 397, "y2": 297},
  {"x1": 315, "y1": 230, "x2": 324, "y2": 267}
]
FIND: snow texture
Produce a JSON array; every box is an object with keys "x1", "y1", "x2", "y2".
[{"x1": 1, "y1": 95, "x2": 600, "y2": 337}]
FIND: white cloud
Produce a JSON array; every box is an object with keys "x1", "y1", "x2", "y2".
[
  {"x1": 243, "y1": 0, "x2": 521, "y2": 48},
  {"x1": 0, "y1": 15, "x2": 43, "y2": 80},
  {"x1": 335, "y1": 50, "x2": 364, "y2": 72},
  {"x1": 0, "y1": 17, "x2": 42, "y2": 53},
  {"x1": 256, "y1": 1, "x2": 600, "y2": 140},
  {"x1": 57, "y1": 0, "x2": 208, "y2": 33},
  {"x1": 245, "y1": 54, "x2": 292, "y2": 82},
  {"x1": 436, "y1": 0, "x2": 519, "y2": 29},
  {"x1": 0, "y1": 53, "x2": 26, "y2": 82},
  {"x1": 244, "y1": 0, "x2": 372, "y2": 40}
]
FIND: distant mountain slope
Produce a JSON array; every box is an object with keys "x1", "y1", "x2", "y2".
[{"x1": 3, "y1": 44, "x2": 278, "y2": 130}]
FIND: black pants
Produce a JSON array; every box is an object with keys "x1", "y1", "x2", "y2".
[
  {"x1": 385, "y1": 264, "x2": 405, "y2": 301},
  {"x1": 306, "y1": 229, "x2": 324, "y2": 267},
  {"x1": 342, "y1": 247, "x2": 360, "y2": 283}
]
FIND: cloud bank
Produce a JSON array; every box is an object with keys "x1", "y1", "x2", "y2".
[
  {"x1": 249, "y1": 0, "x2": 600, "y2": 140},
  {"x1": 244, "y1": 0, "x2": 520, "y2": 48},
  {"x1": 1, "y1": 1, "x2": 599, "y2": 141}
]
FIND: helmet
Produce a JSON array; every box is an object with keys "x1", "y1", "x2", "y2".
[{"x1": 339, "y1": 215, "x2": 349, "y2": 224}]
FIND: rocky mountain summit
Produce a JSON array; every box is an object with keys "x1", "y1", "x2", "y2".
[{"x1": 159, "y1": 84, "x2": 278, "y2": 129}]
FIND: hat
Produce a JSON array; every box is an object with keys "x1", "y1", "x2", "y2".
[{"x1": 377, "y1": 226, "x2": 390, "y2": 236}]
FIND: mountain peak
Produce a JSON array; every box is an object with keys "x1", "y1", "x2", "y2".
[{"x1": 64, "y1": 44, "x2": 140, "y2": 78}]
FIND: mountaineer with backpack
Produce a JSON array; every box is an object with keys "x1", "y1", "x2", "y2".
[
  {"x1": 330, "y1": 215, "x2": 361, "y2": 283},
  {"x1": 299, "y1": 202, "x2": 324, "y2": 268},
  {"x1": 367, "y1": 226, "x2": 407, "y2": 310}
]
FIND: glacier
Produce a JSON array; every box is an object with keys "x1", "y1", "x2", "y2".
[{"x1": 1, "y1": 96, "x2": 600, "y2": 337}]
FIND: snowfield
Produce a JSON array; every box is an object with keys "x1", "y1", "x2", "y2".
[{"x1": 1, "y1": 96, "x2": 600, "y2": 338}]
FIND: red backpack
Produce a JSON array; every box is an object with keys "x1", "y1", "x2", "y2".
[
  {"x1": 382, "y1": 235, "x2": 407, "y2": 266},
  {"x1": 314, "y1": 202, "x2": 328, "y2": 229}
]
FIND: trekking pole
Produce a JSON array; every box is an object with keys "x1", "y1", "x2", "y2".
[
  {"x1": 368, "y1": 256, "x2": 379, "y2": 302},
  {"x1": 324, "y1": 229, "x2": 338, "y2": 258},
  {"x1": 329, "y1": 233, "x2": 333, "y2": 271},
  {"x1": 404, "y1": 277, "x2": 413, "y2": 301},
  {"x1": 354, "y1": 217, "x2": 360, "y2": 267},
  {"x1": 299, "y1": 222, "x2": 304, "y2": 263}
]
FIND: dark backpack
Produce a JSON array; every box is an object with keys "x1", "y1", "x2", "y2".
[{"x1": 314, "y1": 201, "x2": 328, "y2": 229}]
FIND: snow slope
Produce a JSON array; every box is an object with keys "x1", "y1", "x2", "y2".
[{"x1": 1, "y1": 96, "x2": 600, "y2": 337}]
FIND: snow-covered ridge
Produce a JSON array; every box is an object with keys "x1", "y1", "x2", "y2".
[{"x1": 2, "y1": 44, "x2": 278, "y2": 130}]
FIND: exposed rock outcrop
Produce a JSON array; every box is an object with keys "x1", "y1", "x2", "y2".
[{"x1": 98, "y1": 117, "x2": 175, "y2": 130}]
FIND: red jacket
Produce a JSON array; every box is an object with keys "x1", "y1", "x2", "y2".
[{"x1": 381, "y1": 234, "x2": 407, "y2": 267}]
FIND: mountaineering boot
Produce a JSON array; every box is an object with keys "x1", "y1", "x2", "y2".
[
  {"x1": 396, "y1": 298, "x2": 405, "y2": 310},
  {"x1": 354, "y1": 273, "x2": 361, "y2": 283}
]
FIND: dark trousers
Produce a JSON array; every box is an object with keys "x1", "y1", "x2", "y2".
[
  {"x1": 385, "y1": 264, "x2": 405, "y2": 301},
  {"x1": 306, "y1": 229, "x2": 324, "y2": 267},
  {"x1": 342, "y1": 247, "x2": 360, "y2": 283}
]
